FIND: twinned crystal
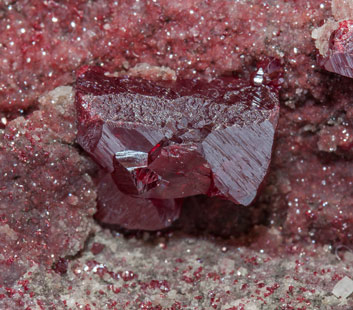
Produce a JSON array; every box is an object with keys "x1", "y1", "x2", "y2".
[{"x1": 75, "y1": 66, "x2": 279, "y2": 229}]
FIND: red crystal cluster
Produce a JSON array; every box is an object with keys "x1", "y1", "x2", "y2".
[{"x1": 75, "y1": 67, "x2": 279, "y2": 229}]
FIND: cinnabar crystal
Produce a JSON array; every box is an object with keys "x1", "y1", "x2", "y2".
[
  {"x1": 75, "y1": 66, "x2": 279, "y2": 229},
  {"x1": 320, "y1": 20, "x2": 353, "y2": 78}
]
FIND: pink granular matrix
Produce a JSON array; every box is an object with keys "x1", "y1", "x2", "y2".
[{"x1": 0, "y1": 0, "x2": 330, "y2": 117}]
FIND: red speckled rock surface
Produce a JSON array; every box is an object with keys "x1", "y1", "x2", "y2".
[
  {"x1": 1, "y1": 0, "x2": 353, "y2": 308},
  {"x1": 265, "y1": 79, "x2": 353, "y2": 245},
  {"x1": 0, "y1": 0, "x2": 331, "y2": 117},
  {"x1": 0, "y1": 226, "x2": 352, "y2": 309},
  {"x1": 0, "y1": 87, "x2": 96, "y2": 287}
]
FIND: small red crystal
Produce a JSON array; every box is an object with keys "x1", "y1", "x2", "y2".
[
  {"x1": 251, "y1": 58, "x2": 284, "y2": 88},
  {"x1": 90, "y1": 243, "x2": 105, "y2": 255},
  {"x1": 75, "y1": 66, "x2": 279, "y2": 228},
  {"x1": 53, "y1": 258, "x2": 69, "y2": 275}
]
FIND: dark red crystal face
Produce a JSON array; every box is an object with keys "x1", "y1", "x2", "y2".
[
  {"x1": 320, "y1": 20, "x2": 353, "y2": 78},
  {"x1": 75, "y1": 66, "x2": 279, "y2": 228},
  {"x1": 95, "y1": 174, "x2": 181, "y2": 231},
  {"x1": 251, "y1": 58, "x2": 284, "y2": 89}
]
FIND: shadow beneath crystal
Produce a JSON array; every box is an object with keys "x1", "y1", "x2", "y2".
[
  {"x1": 96, "y1": 194, "x2": 273, "y2": 252},
  {"x1": 172, "y1": 195, "x2": 267, "y2": 238}
]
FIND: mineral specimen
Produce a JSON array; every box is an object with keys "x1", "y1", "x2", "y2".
[
  {"x1": 318, "y1": 20, "x2": 353, "y2": 78},
  {"x1": 3, "y1": 0, "x2": 353, "y2": 308},
  {"x1": 76, "y1": 66, "x2": 279, "y2": 214}
]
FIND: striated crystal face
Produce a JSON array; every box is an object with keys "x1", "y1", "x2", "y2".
[
  {"x1": 320, "y1": 20, "x2": 353, "y2": 78},
  {"x1": 75, "y1": 66, "x2": 279, "y2": 228}
]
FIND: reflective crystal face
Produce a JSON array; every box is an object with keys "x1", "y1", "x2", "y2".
[
  {"x1": 75, "y1": 66, "x2": 279, "y2": 229},
  {"x1": 320, "y1": 20, "x2": 353, "y2": 78}
]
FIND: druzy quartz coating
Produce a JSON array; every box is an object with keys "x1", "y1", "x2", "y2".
[{"x1": 75, "y1": 66, "x2": 279, "y2": 229}]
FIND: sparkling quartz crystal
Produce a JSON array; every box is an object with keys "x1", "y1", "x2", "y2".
[{"x1": 75, "y1": 66, "x2": 279, "y2": 228}]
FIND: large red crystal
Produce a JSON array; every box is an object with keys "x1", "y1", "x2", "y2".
[{"x1": 76, "y1": 66, "x2": 279, "y2": 214}]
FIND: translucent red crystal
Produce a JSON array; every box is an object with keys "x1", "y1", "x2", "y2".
[
  {"x1": 320, "y1": 20, "x2": 353, "y2": 78},
  {"x1": 95, "y1": 174, "x2": 181, "y2": 231},
  {"x1": 75, "y1": 66, "x2": 279, "y2": 229},
  {"x1": 251, "y1": 58, "x2": 284, "y2": 88}
]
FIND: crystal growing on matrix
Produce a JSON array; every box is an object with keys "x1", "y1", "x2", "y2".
[{"x1": 75, "y1": 66, "x2": 279, "y2": 229}]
